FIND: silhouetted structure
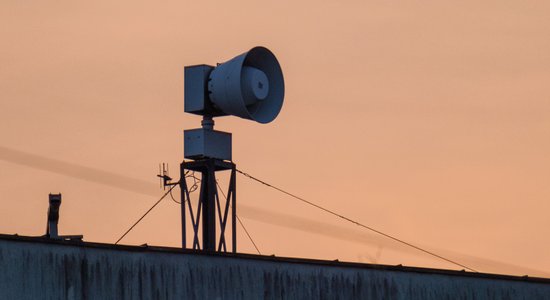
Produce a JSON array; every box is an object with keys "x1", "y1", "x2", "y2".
[
  {"x1": 1, "y1": 234, "x2": 549, "y2": 299},
  {"x1": 180, "y1": 46, "x2": 284, "y2": 253}
]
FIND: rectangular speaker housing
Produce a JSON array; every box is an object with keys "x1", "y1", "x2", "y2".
[
  {"x1": 184, "y1": 65, "x2": 226, "y2": 117},
  {"x1": 184, "y1": 128, "x2": 232, "y2": 161}
]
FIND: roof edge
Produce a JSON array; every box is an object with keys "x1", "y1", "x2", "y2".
[{"x1": 1, "y1": 233, "x2": 548, "y2": 284}]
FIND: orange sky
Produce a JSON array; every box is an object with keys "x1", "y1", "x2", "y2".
[{"x1": 1, "y1": 1, "x2": 549, "y2": 277}]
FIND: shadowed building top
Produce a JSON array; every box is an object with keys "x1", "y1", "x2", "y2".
[{"x1": 0, "y1": 234, "x2": 549, "y2": 299}]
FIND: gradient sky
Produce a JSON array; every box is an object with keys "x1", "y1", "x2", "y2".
[{"x1": 1, "y1": 1, "x2": 549, "y2": 277}]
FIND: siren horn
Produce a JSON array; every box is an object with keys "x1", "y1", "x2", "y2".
[{"x1": 184, "y1": 46, "x2": 285, "y2": 124}]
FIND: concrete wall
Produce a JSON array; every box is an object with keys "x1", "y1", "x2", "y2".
[{"x1": 0, "y1": 237, "x2": 549, "y2": 299}]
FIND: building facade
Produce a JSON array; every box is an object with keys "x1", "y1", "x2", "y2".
[{"x1": 0, "y1": 235, "x2": 549, "y2": 299}]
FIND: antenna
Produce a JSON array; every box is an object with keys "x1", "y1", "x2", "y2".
[
  {"x1": 181, "y1": 46, "x2": 285, "y2": 252},
  {"x1": 158, "y1": 164, "x2": 162, "y2": 188},
  {"x1": 157, "y1": 163, "x2": 173, "y2": 190}
]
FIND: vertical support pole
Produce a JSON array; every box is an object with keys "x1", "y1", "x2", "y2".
[
  {"x1": 179, "y1": 163, "x2": 187, "y2": 249},
  {"x1": 231, "y1": 166, "x2": 237, "y2": 253},
  {"x1": 200, "y1": 168, "x2": 208, "y2": 250},
  {"x1": 202, "y1": 159, "x2": 217, "y2": 251}
]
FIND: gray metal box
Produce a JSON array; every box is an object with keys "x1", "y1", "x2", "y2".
[
  {"x1": 185, "y1": 65, "x2": 226, "y2": 116},
  {"x1": 184, "y1": 128, "x2": 232, "y2": 161}
]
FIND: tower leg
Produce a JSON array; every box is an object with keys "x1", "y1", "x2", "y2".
[
  {"x1": 231, "y1": 166, "x2": 237, "y2": 253},
  {"x1": 179, "y1": 164, "x2": 187, "y2": 249}
]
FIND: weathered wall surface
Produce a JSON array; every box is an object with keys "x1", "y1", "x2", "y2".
[{"x1": 0, "y1": 237, "x2": 549, "y2": 300}]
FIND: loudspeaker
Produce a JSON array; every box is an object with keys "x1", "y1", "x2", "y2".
[{"x1": 207, "y1": 46, "x2": 285, "y2": 124}]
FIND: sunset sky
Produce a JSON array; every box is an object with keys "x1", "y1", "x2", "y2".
[{"x1": 1, "y1": 1, "x2": 549, "y2": 277}]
